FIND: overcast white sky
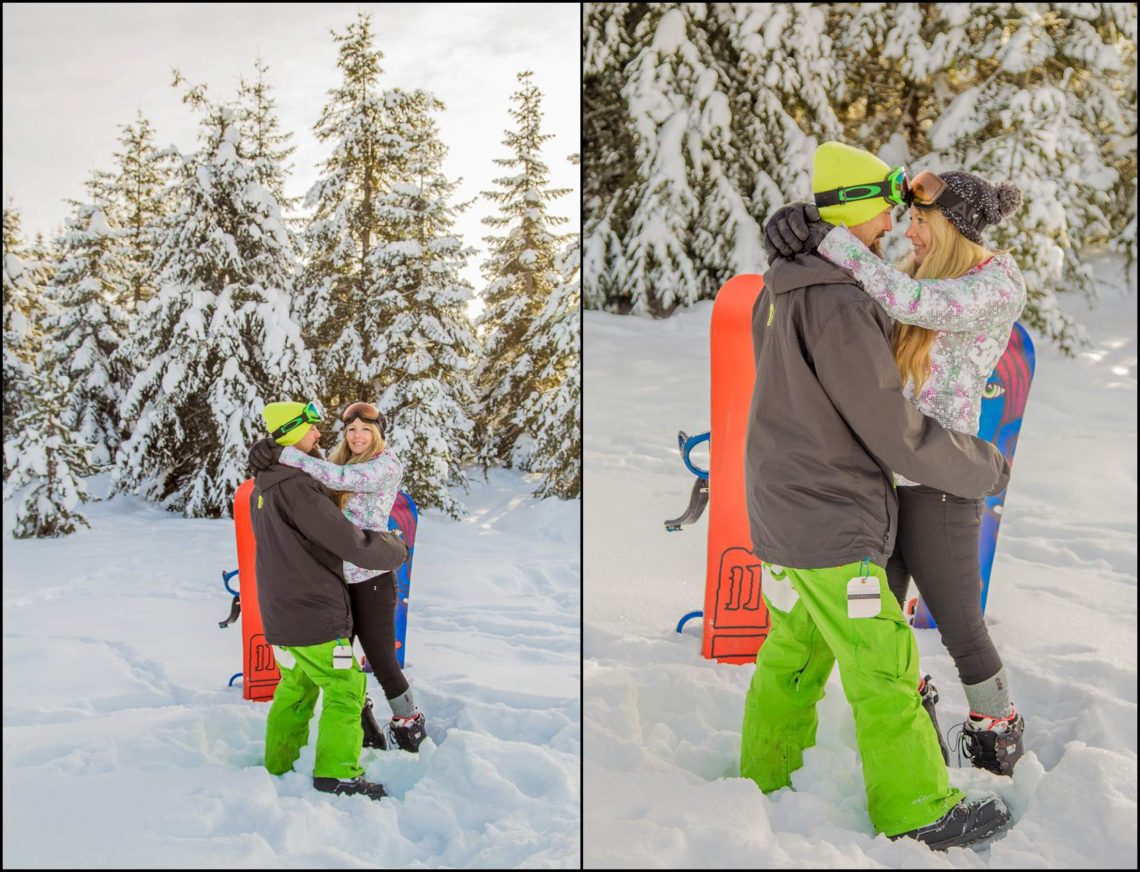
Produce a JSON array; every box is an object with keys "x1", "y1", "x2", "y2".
[{"x1": 2, "y1": 2, "x2": 581, "y2": 294}]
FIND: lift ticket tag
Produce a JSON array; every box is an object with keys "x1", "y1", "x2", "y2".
[
  {"x1": 333, "y1": 645, "x2": 354, "y2": 670},
  {"x1": 847, "y1": 575, "x2": 881, "y2": 619}
]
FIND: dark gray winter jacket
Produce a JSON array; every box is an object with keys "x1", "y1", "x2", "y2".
[
  {"x1": 250, "y1": 461, "x2": 408, "y2": 647},
  {"x1": 745, "y1": 253, "x2": 1010, "y2": 569}
]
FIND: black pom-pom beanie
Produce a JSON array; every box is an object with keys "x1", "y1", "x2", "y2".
[{"x1": 937, "y1": 172, "x2": 1023, "y2": 244}]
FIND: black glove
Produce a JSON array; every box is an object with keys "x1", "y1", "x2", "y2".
[
  {"x1": 763, "y1": 202, "x2": 832, "y2": 261},
  {"x1": 249, "y1": 437, "x2": 284, "y2": 474}
]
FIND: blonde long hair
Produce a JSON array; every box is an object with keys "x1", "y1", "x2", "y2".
[
  {"x1": 894, "y1": 207, "x2": 993, "y2": 390},
  {"x1": 327, "y1": 420, "x2": 386, "y2": 511}
]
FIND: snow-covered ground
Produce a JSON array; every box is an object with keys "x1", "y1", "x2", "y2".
[
  {"x1": 583, "y1": 255, "x2": 1137, "y2": 868},
  {"x1": 3, "y1": 469, "x2": 580, "y2": 868}
]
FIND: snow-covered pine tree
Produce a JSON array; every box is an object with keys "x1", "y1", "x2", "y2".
[
  {"x1": 686, "y1": 5, "x2": 766, "y2": 300},
  {"x1": 297, "y1": 12, "x2": 402, "y2": 415},
  {"x1": 114, "y1": 88, "x2": 312, "y2": 518},
  {"x1": 366, "y1": 89, "x2": 480, "y2": 518},
  {"x1": 42, "y1": 173, "x2": 131, "y2": 468},
  {"x1": 475, "y1": 70, "x2": 572, "y2": 470},
  {"x1": 585, "y1": 5, "x2": 773, "y2": 315},
  {"x1": 610, "y1": 5, "x2": 732, "y2": 316},
  {"x1": 111, "y1": 113, "x2": 179, "y2": 313},
  {"x1": 108, "y1": 113, "x2": 180, "y2": 443},
  {"x1": 584, "y1": 3, "x2": 642, "y2": 311},
  {"x1": 238, "y1": 57, "x2": 301, "y2": 216},
  {"x1": 518, "y1": 193, "x2": 581, "y2": 500},
  {"x1": 3, "y1": 367, "x2": 99, "y2": 538},
  {"x1": 3, "y1": 204, "x2": 55, "y2": 450},
  {"x1": 724, "y1": 4, "x2": 840, "y2": 245}
]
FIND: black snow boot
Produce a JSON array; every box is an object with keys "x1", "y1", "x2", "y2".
[
  {"x1": 918, "y1": 674, "x2": 950, "y2": 765},
  {"x1": 387, "y1": 710, "x2": 427, "y2": 752},
  {"x1": 955, "y1": 708, "x2": 1025, "y2": 776},
  {"x1": 312, "y1": 775, "x2": 387, "y2": 801},
  {"x1": 361, "y1": 696, "x2": 389, "y2": 750},
  {"x1": 891, "y1": 793, "x2": 1011, "y2": 851}
]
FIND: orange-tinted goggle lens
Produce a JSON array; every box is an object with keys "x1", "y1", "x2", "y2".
[
  {"x1": 342, "y1": 402, "x2": 381, "y2": 423},
  {"x1": 909, "y1": 171, "x2": 947, "y2": 207}
]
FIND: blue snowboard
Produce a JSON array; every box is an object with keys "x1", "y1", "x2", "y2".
[
  {"x1": 910, "y1": 323, "x2": 1035, "y2": 628},
  {"x1": 388, "y1": 492, "x2": 419, "y2": 667}
]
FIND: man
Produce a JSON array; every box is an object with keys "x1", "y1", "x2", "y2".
[
  {"x1": 251, "y1": 400, "x2": 409, "y2": 801},
  {"x1": 740, "y1": 141, "x2": 1012, "y2": 850}
]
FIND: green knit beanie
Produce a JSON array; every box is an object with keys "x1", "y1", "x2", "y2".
[
  {"x1": 812, "y1": 141, "x2": 893, "y2": 227},
  {"x1": 262, "y1": 401, "x2": 312, "y2": 447}
]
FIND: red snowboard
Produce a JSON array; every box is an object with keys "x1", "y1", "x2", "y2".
[
  {"x1": 701, "y1": 276, "x2": 770, "y2": 663},
  {"x1": 233, "y1": 478, "x2": 279, "y2": 701}
]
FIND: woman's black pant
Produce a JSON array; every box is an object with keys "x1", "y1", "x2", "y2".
[
  {"x1": 349, "y1": 573, "x2": 409, "y2": 701},
  {"x1": 885, "y1": 484, "x2": 1004, "y2": 686}
]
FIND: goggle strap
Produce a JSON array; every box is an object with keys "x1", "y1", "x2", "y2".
[
  {"x1": 814, "y1": 177, "x2": 904, "y2": 210},
  {"x1": 270, "y1": 418, "x2": 303, "y2": 440},
  {"x1": 911, "y1": 186, "x2": 986, "y2": 231},
  {"x1": 813, "y1": 189, "x2": 846, "y2": 208}
]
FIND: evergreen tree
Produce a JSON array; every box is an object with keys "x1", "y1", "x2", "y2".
[
  {"x1": 237, "y1": 57, "x2": 301, "y2": 214},
  {"x1": 476, "y1": 70, "x2": 572, "y2": 469},
  {"x1": 583, "y1": 3, "x2": 642, "y2": 310},
  {"x1": 110, "y1": 113, "x2": 178, "y2": 313},
  {"x1": 42, "y1": 174, "x2": 131, "y2": 467},
  {"x1": 367, "y1": 89, "x2": 481, "y2": 517},
  {"x1": 610, "y1": 5, "x2": 724, "y2": 315},
  {"x1": 519, "y1": 214, "x2": 581, "y2": 500},
  {"x1": 114, "y1": 91, "x2": 312, "y2": 518},
  {"x1": 3, "y1": 204, "x2": 54, "y2": 448},
  {"x1": 724, "y1": 4, "x2": 839, "y2": 244},
  {"x1": 297, "y1": 12, "x2": 402, "y2": 415},
  {"x1": 108, "y1": 113, "x2": 180, "y2": 443},
  {"x1": 3, "y1": 368, "x2": 99, "y2": 538}
]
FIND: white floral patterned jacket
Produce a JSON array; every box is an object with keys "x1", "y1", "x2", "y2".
[
  {"x1": 817, "y1": 224, "x2": 1027, "y2": 485},
  {"x1": 280, "y1": 446, "x2": 403, "y2": 583}
]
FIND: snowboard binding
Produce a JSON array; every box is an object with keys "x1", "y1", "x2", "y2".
[
  {"x1": 217, "y1": 569, "x2": 241, "y2": 628},
  {"x1": 663, "y1": 431, "x2": 710, "y2": 532}
]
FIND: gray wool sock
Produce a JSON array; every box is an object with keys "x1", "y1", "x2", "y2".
[
  {"x1": 387, "y1": 688, "x2": 416, "y2": 719},
  {"x1": 963, "y1": 668, "x2": 1014, "y2": 719}
]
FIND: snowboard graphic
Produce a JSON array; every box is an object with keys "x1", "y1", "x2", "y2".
[
  {"x1": 909, "y1": 322, "x2": 1035, "y2": 628},
  {"x1": 388, "y1": 492, "x2": 419, "y2": 668},
  {"x1": 230, "y1": 479, "x2": 419, "y2": 697},
  {"x1": 702, "y1": 275, "x2": 769, "y2": 663}
]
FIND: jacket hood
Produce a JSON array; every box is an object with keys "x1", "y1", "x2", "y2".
[
  {"x1": 254, "y1": 463, "x2": 308, "y2": 494},
  {"x1": 764, "y1": 253, "x2": 860, "y2": 295}
]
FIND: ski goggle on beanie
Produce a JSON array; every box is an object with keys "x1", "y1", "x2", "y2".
[
  {"x1": 907, "y1": 170, "x2": 987, "y2": 236},
  {"x1": 262, "y1": 401, "x2": 323, "y2": 446},
  {"x1": 812, "y1": 141, "x2": 902, "y2": 227}
]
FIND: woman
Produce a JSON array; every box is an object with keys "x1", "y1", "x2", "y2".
[
  {"x1": 769, "y1": 170, "x2": 1027, "y2": 776},
  {"x1": 252, "y1": 401, "x2": 426, "y2": 753}
]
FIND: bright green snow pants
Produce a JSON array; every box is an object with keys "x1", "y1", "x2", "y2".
[
  {"x1": 264, "y1": 638, "x2": 366, "y2": 781},
  {"x1": 740, "y1": 561, "x2": 964, "y2": 837}
]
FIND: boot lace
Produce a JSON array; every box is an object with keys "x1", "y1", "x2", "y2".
[{"x1": 950, "y1": 711, "x2": 1016, "y2": 771}]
